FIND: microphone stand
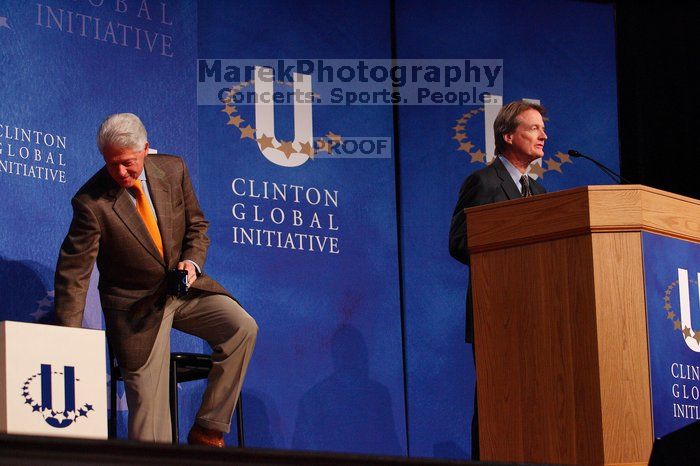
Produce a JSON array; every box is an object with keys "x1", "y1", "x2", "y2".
[{"x1": 567, "y1": 150, "x2": 632, "y2": 184}]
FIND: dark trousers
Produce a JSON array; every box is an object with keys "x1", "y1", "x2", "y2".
[{"x1": 471, "y1": 344, "x2": 479, "y2": 461}]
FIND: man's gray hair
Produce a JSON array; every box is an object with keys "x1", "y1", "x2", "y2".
[{"x1": 96, "y1": 113, "x2": 148, "y2": 154}]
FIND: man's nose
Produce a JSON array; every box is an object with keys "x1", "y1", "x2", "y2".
[{"x1": 540, "y1": 129, "x2": 547, "y2": 140}]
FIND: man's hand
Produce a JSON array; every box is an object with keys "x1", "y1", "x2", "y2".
[{"x1": 177, "y1": 261, "x2": 198, "y2": 287}]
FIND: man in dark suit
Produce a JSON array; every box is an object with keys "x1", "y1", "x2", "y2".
[
  {"x1": 54, "y1": 113, "x2": 257, "y2": 447},
  {"x1": 448, "y1": 100, "x2": 548, "y2": 459}
]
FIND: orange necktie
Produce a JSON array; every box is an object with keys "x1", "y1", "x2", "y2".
[{"x1": 133, "y1": 179, "x2": 163, "y2": 257}]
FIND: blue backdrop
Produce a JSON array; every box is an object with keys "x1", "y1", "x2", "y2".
[
  {"x1": 0, "y1": 0, "x2": 618, "y2": 459},
  {"x1": 395, "y1": 0, "x2": 618, "y2": 458},
  {"x1": 196, "y1": 0, "x2": 405, "y2": 453}
]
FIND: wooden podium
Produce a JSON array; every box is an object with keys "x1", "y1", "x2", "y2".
[{"x1": 466, "y1": 185, "x2": 700, "y2": 466}]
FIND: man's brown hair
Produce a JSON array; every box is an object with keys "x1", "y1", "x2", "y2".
[{"x1": 493, "y1": 101, "x2": 547, "y2": 155}]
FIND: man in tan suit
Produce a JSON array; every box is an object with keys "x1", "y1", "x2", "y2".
[{"x1": 54, "y1": 113, "x2": 257, "y2": 447}]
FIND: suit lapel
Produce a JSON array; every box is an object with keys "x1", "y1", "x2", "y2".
[
  {"x1": 144, "y1": 157, "x2": 172, "y2": 267},
  {"x1": 530, "y1": 178, "x2": 546, "y2": 195},
  {"x1": 492, "y1": 157, "x2": 522, "y2": 200}
]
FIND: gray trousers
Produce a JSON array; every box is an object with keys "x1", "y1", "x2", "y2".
[{"x1": 121, "y1": 292, "x2": 258, "y2": 442}]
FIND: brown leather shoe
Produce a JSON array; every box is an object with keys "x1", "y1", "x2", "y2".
[{"x1": 187, "y1": 423, "x2": 225, "y2": 448}]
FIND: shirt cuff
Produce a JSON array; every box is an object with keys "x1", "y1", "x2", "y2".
[{"x1": 184, "y1": 259, "x2": 201, "y2": 276}]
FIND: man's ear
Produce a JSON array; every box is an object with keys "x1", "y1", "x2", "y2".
[
  {"x1": 503, "y1": 133, "x2": 513, "y2": 145},
  {"x1": 144, "y1": 142, "x2": 150, "y2": 155}
]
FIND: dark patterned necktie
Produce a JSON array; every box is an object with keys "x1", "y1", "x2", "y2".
[{"x1": 520, "y1": 175, "x2": 532, "y2": 197}]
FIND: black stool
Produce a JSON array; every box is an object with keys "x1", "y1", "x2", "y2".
[{"x1": 109, "y1": 351, "x2": 245, "y2": 446}]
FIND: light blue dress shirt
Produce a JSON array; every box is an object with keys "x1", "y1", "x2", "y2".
[{"x1": 498, "y1": 155, "x2": 531, "y2": 193}]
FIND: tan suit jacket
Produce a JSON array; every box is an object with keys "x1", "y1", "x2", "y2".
[{"x1": 55, "y1": 154, "x2": 232, "y2": 370}]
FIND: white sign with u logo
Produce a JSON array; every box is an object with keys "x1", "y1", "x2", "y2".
[
  {"x1": 677, "y1": 269, "x2": 700, "y2": 352},
  {"x1": 254, "y1": 66, "x2": 313, "y2": 167},
  {"x1": 0, "y1": 321, "x2": 106, "y2": 438}
]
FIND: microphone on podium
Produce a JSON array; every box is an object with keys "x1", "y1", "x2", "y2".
[{"x1": 567, "y1": 149, "x2": 631, "y2": 184}]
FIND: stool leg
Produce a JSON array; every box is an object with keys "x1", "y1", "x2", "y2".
[
  {"x1": 109, "y1": 368, "x2": 117, "y2": 438},
  {"x1": 236, "y1": 395, "x2": 244, "y2": 447},
  {"x1": 169, "y1": 359, "x2": 179, "y2": 444}
]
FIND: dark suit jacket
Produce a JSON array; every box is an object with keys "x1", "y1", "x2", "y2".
[
  {"x1": 55, "y1": 154, "x2": 233, "y2": 370},
  {"x1": 648, "y1": 420, "x2": 700, "y2": 466},
  {"x1": 448, "y1": 157, "x2": 546, "y2": 342}
]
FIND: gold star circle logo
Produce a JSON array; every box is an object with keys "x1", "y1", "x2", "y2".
[
  {"x1": 663, "y1": 280, "x2": 700, "y2": 345},
  {"x1": 452, "y1": 107, "x2": 574, "y2": 178},
  {"x1": 221, "y1": 81, "x2": 343, "y2": 161}
]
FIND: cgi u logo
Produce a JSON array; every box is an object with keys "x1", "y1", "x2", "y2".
[
  {"x1": 677, "y1": 268, "x2": 700, "y2": 352},
  {"x1": 40, "y1": 364, "x2": 76, "y2": 428},
  {"x1": 22, "y1": 363, "x2": 91, "y2": 428},
  {"x1": 254, "y1": 65, "x2": 313, "y2": 168}
]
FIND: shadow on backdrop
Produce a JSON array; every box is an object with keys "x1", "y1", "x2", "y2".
[
  {"x1": 292, "y1": 324, "x2": 401, "y2": 455},
  {"x1": 0, "y1": 256, "x2": 55, "y2": 324},
  {"x1": 222, "y1": 390, "x2": 276, "y2": 447}
]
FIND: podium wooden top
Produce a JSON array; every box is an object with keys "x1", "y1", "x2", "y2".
[{"x1": 467, "y1": 184, "x2": 700, "y2": 253}]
